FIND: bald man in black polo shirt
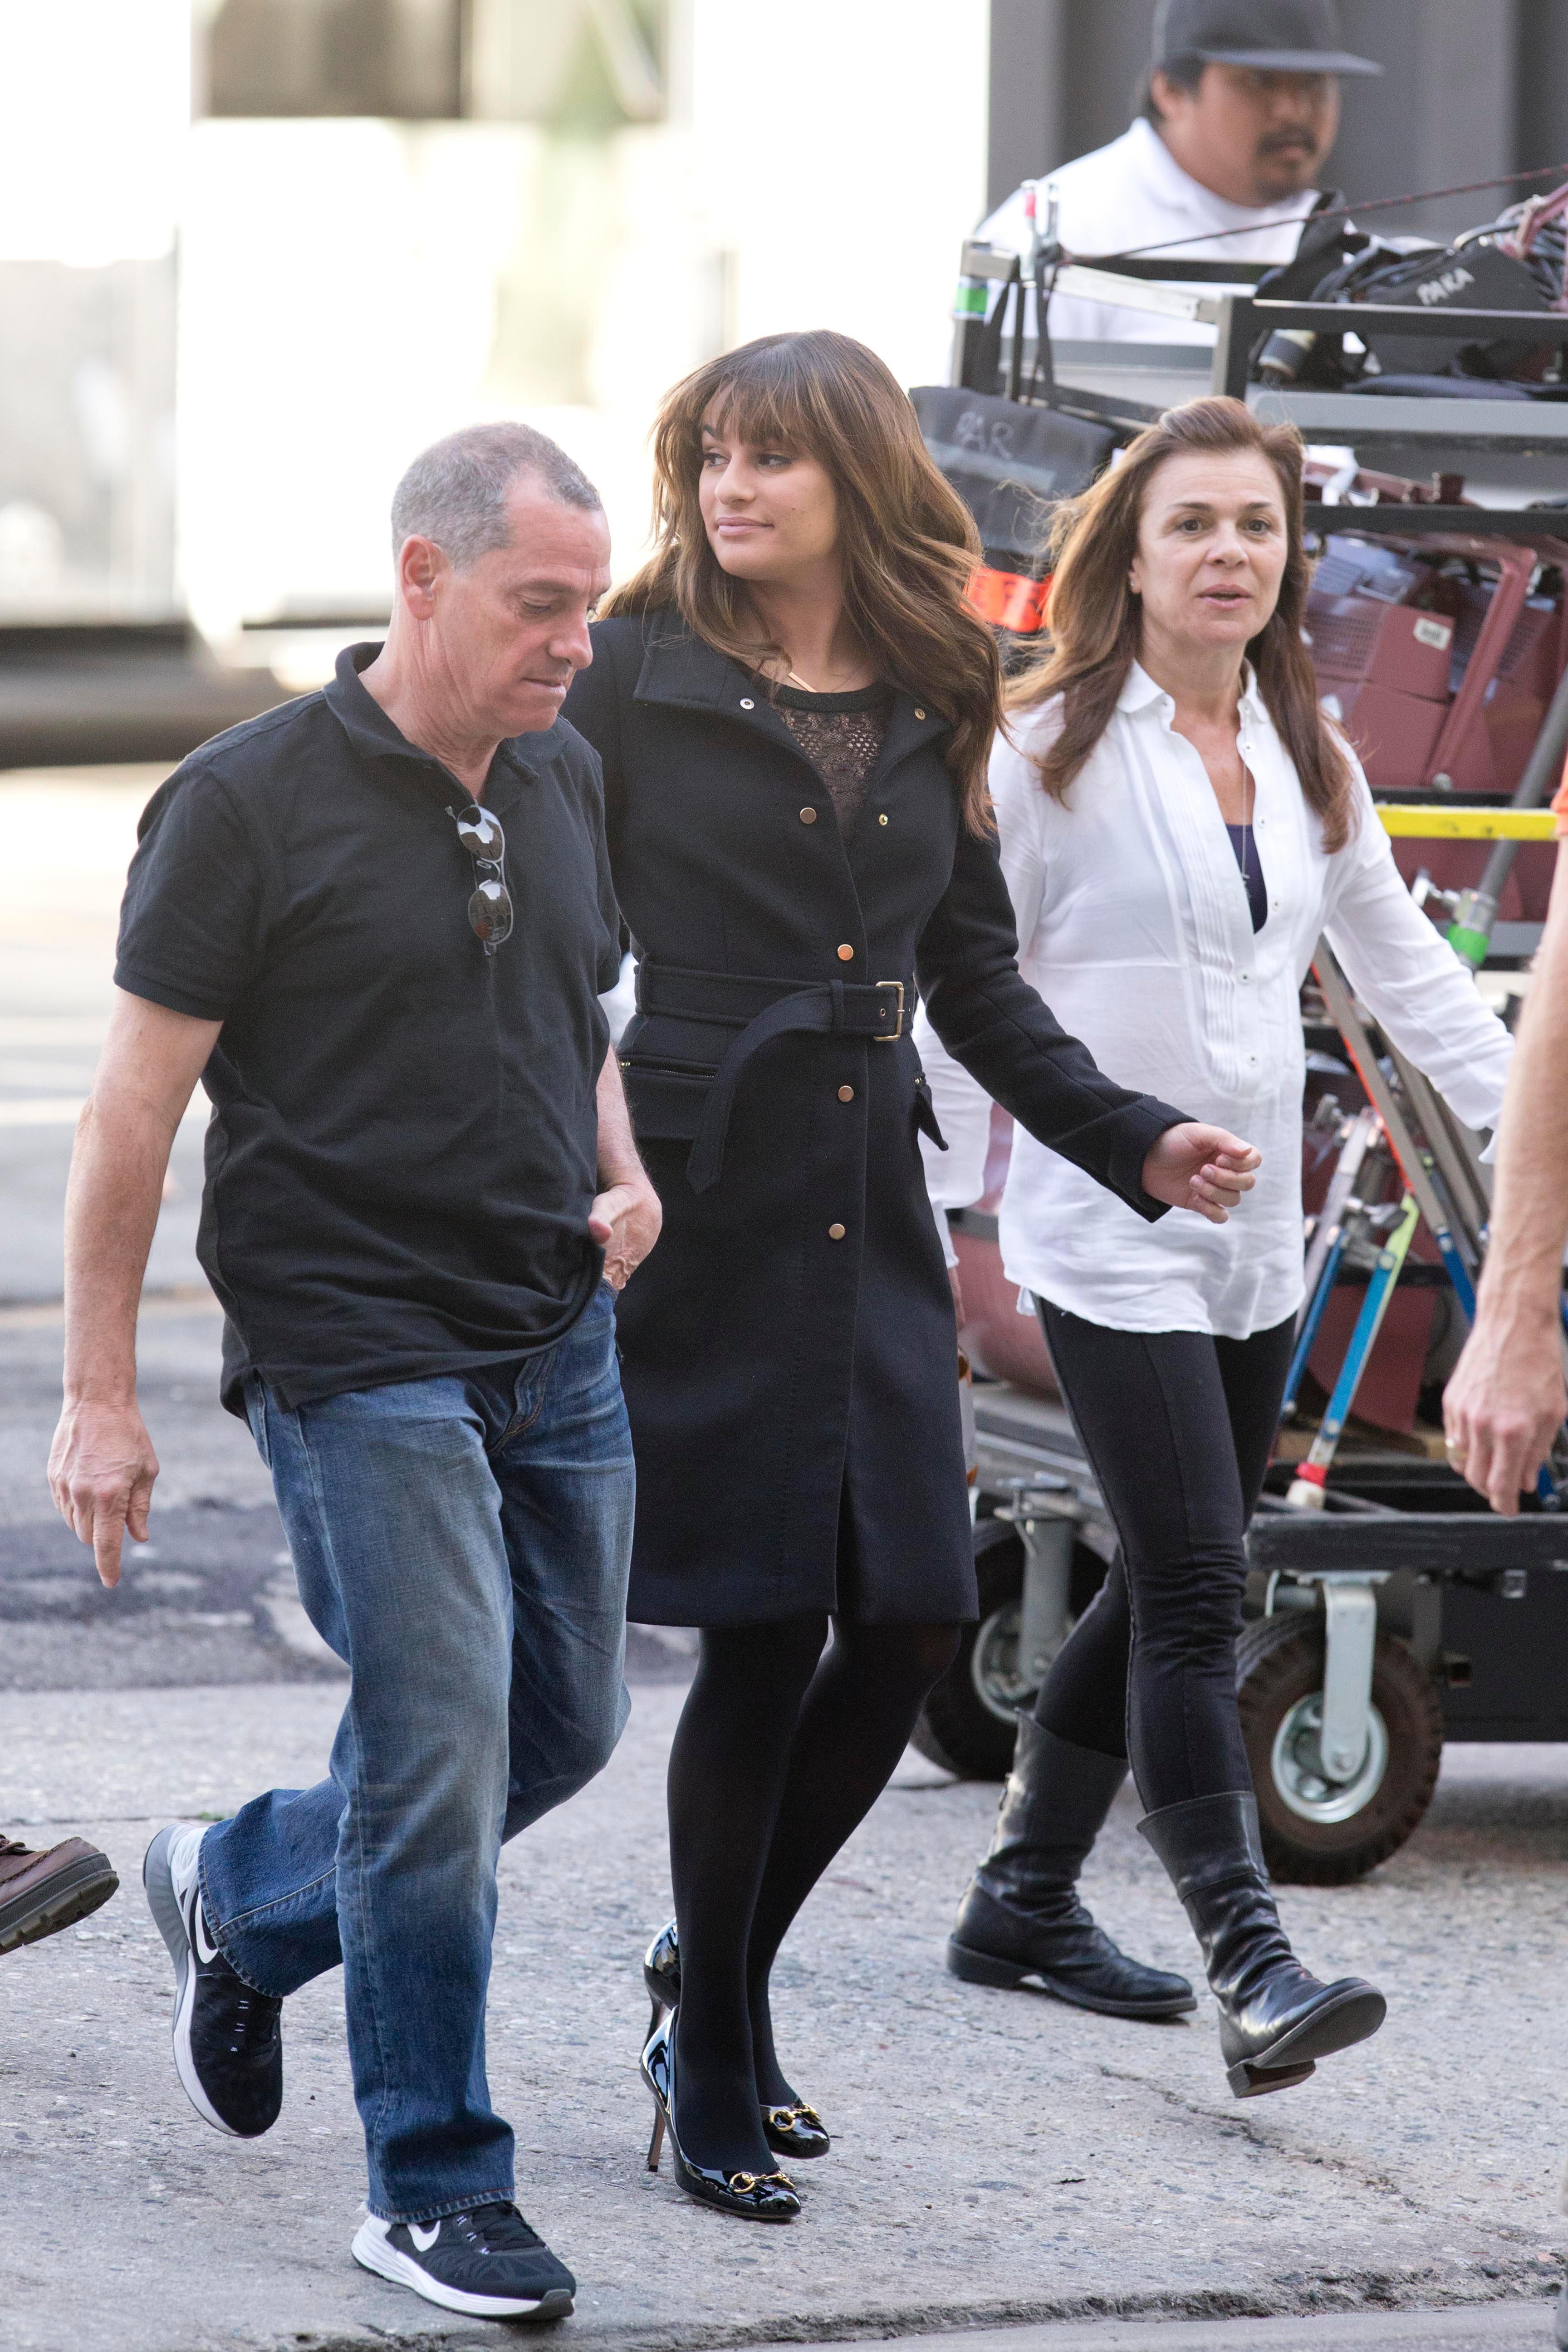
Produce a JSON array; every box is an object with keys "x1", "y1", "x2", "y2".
[{"x1": 47, "y1": 423, "x2": 660, "y2": 2323}]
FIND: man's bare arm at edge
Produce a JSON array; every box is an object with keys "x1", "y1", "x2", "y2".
[
  {"x1": 1444, "y1": 843, "x2": 1568, "y2": 1516},
  {"x1": 48, "y1": 989, "x2": 220, "y2": 1590}
]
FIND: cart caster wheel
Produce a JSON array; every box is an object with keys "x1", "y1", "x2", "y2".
[
  {"x1": 911, "y1": 1517, "x2": 1106, "y2": 1779},
  {"x1": 1236, "y1": 1615, "x2": 1442, "y2": 1885}
]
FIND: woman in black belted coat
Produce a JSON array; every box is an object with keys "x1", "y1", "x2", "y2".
[{"x1": 562, "y1": 330, "x2": 1257, "y2": 2224}]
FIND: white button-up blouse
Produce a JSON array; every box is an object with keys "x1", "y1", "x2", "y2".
[{"x1": 916, "y1": 663, "x2": 1515, "y2": 1339}]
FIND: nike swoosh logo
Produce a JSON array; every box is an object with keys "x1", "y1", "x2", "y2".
[
  {"x1": 409, "y1": 2222, "x2": 441, "y2": 2252},
  {"x1": 192, "y1": 1895, "x2": 219, "y2": 1967}
]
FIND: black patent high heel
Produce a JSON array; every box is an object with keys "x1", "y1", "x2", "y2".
[
  {"x1": 642, "y1": 1921, "x2": 831, "y2": 2161},
  {"x1": 640, "y1": 2009, "x2": 800, "y2": 2222},
  {"x1": 758, "y1": 2096, "x2": 831, "y2": 2161},
  {"x1": 644, "y1": 1920, "x2": 679, "y2": 2042}
]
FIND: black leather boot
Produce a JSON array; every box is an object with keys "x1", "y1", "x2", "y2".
[
  {"x1": 946, "y1": 1717, "x2": 1196, "y2": 2019},
  {"x1": 1138, "y1": 1789, "x2": 1386, "y2": 2099}
]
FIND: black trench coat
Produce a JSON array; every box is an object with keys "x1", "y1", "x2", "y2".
[{"x1": 563, "y1": 614, "x2": 1184, "y2": 1627}]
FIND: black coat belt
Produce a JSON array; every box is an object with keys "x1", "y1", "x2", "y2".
[{"x1": 632, "y1": 961, "x2": 908, "y2": 1194}]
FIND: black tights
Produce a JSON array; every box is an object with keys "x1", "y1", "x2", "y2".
[
  {"x1": 665, "y1": 1612, "x2": 959, "y2": 2175},
  {"x1": 1031, "y1": 1306, "x2": 1295, "y2": 1810}
]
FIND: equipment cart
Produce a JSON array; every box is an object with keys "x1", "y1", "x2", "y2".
[{"x1": 911, "y1": 247, "x2": 1568, "y2": 1882}]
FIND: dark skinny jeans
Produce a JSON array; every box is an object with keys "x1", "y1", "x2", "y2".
[{"x1": 1031, "y1": 1303, "x2": 1296, "y2": 1812}]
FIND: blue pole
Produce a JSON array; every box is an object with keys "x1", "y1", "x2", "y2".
[
  {"x1": 1289, "y1": 1194, "x2": 1421, "y2": 1506},
  {"x1": 1282, "y1": 1228, "x2": 1350, "y2": 1420}
]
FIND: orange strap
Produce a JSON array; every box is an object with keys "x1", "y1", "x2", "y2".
[
  {"x1": 966, "y1": 566, "x2": 1051, "y2": 634},
  {"x1": 1552, "y1": 745, "x2": 1568, "y2": 838}
]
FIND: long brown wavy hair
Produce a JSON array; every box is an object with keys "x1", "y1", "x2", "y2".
[
  {"x1": 1011, "y1": 397, "x2": 1356, "y2": 851},
  {"x1": 604, "y1": 331, "x2": 1002, "y2": 834}
]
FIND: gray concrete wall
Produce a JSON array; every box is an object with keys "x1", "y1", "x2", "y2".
[
  {"x1": 1516, "y1": 0, "x2": 1568, "y2": 180},
  {"x1": 986, "y1": 0, "x2": 1565, "y2": 245}
]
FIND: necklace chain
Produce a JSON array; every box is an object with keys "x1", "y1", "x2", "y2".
[{"x1": 781, "y1": 654, "x2": 875, "y2": 694}]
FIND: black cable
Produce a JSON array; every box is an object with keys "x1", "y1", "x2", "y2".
[{"x1": 1085, "y1": 159, "x2": 1568, "y2": 264}]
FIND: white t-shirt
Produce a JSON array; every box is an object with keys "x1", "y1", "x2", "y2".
[
  {"x1": 979, "y1": 117, "x2": 1318, "y2": 344},
  {"x1": 916, "y1": 666, "x2": 1514, "y2": 1337}
]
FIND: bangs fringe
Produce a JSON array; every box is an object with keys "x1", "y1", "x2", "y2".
[{"x1": 701, "y1": 359, "x2": 818, "y2": 456}]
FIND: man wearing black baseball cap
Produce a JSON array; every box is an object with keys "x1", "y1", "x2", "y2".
[{"x1": 981, "y1": 0, "x2": 1381, "y2": 343}]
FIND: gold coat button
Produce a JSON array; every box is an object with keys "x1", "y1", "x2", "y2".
[
  {"x1": 799, "y1": 807, "x2": 817, "y2": 824},
  {"x1": 838, "y1": 1084, "x2": 854, "y2": 1102},
  {"x1": 914, "y1": 707, "x2": 926, "y2": 720},
  {"x1": 878, "y1": 813, "x2": 888, "y2": 825},
  {"x1": 828, "y1": 1223, "x2": 846, "y2": 1241},
  {"x1": 836, "y1": 943, "x2": 854, "y2": 961}
]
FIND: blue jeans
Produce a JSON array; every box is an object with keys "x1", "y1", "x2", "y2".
[{"x1": 200, "y1": 1285, "x2": 634, "y2": 2221}]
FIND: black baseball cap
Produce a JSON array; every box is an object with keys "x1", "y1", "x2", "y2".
[{"x1": 1152, "y1": 0, "x2": 1382, "y2": 75}]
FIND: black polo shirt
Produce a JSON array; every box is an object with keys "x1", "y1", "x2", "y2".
[{"x1": 116, "y1": 643, "x2": 621, "y2": 1417}]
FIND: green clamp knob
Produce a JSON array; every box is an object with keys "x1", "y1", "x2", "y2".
[{"x1": 1446, "y1": 922, "x2": 1489, "y2": 969}]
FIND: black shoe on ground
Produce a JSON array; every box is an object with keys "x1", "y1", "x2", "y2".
[
  {"x1": 353, "y1": 2204, "x2": 575, "y2": 2320},
  {"x1": 0, "y1": 1835, "x2": 118, "y2": 1954},
  {"x1": 947, "y1": 1718, "x2": 1196, "y2": 2020},
  {"x1": 643, "y1": 1919, "x2": 832, "y2": 2158},
  {"x1": 143, "y1": 1823, "x2": 283, "y2": 2138},
  {"x1": 640, "y1": 2008, "x2": 801, "y2": 2222}
]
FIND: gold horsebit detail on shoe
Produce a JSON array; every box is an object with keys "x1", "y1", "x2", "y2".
[
  {"x1": 764, "y1": 2104, "x2": 822, "y2": 2131},
  {"x1": 729, "y1": 2169, "x2": 796, "y2": 2194}
]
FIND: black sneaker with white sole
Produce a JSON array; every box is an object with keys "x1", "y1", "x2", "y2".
[
  {"x1": 143, "y1": 1822, "x2": 283, "y2": 2139},
  {"x1": 353, "y1": 2204, "x2": 575, "y2": 2321}
]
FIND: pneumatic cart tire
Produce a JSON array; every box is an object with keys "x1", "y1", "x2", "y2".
[
  {"x1": 1236, "y1": 1614, "x2": 1443, "y2": 1886},
  {"x1": 911, "y1": 1518, "x2": 1106, "y2": 1779}
]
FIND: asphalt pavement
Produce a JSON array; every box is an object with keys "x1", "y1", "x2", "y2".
[
  {"x1": 3, "y1": 768, "x2": 1568, "y2": 2352},
  {"x1": 8, "y1": 1651, "x2": 1568, "y2": 2352},
  {"x1": 765, "y1": 2309, "x2": 1565, "y2": 2350},
  {"x1": 0, "y1": 767, "x2": 211, "y2": 1311}
]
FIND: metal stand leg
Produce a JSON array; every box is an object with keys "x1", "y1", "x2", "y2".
[
  {"x1": 1319, "y1": 1582, "x2": 1378, "y2": 1783},
  {"x1": 1003, "y1": 1506, "x2": 1078, "y2": 1692}
]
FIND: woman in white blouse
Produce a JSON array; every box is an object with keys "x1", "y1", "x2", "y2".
[{"x1": 922, "y1": 396, "x2": 1513, "y2": 2101}]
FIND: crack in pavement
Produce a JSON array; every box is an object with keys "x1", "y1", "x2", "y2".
[{"x1": 1093, "y1": 2059, "x2": 1440, "y2": 2220}]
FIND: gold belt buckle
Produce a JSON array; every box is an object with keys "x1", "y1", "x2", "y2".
[{"x1": 873, "y1": 980, "x2": 905, "y2": 1042}]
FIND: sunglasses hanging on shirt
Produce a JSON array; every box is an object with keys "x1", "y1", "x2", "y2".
[{"x1": 448, "y1": 804, "x2": 514, "y2": 953}]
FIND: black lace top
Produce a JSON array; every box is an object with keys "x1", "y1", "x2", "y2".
[{"x1": 772, "y1": 680, "x2": 894, "y2": 833}]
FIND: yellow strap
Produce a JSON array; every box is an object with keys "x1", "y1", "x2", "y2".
[{"x1": 1375, "y1": 805, "x2": 1559, "y2": 841}]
